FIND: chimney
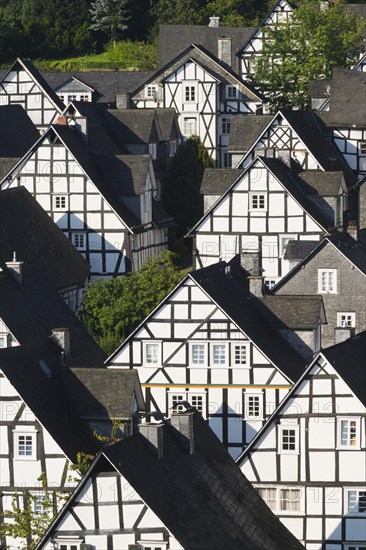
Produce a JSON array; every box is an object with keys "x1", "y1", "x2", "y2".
[
  {"x1": 276, "y1": 149, "x2": 292, "y2": 167},
  {"x1": 218, "y1": 38, "x2": 232, "y2": 67},
  {"x1": 6, "y1": 252, "x2": 24, "y2": 286},
  {"x1": 138, "y1": 422, "x2": 164, "y2": 458},
  {"x1": 334, "y1": 327, "x2": 353, "y2": 344},
  {"x1": 56, "y1": 115, "x2": 68, "y2": 126},
  {"x1": 116, "y1": 93, "x2": 130, "y2": 109},
  {"x1": 347, "y1": 220, "x2": 358, "y2": 241},
  {"x1": 50, "y1": 328, "x2": 71, "y2": 362},
  {"x1": 170, "y1": 410, "x2": 195, "y2": 455},
  {"x1": 209, "y1": 16, "x2": 220, "y2": 27},
  {"x1": 240, "y1": 249, "x2": 265, "y2": 297}
]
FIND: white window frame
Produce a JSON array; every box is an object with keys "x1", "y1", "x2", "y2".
[
  {"x1": 67, "y1": 95, "x2": 77, "y2": 102},
  {"x1": 138, "y1": 542, "x2": 167, "y2": 550},
  {"x1": 223, "y1": 152, "x2": 232, "y2": 168},
  {"x1": 13, "y1": 431, "x2": 37, "y2": 460},
  {"x1": 221, "y1": 116, "x2": 231, "y2": 135},
  {"x1": 359, "y1": 142, "x2": 366, "y2": 156},
  {"x1": 226, "y1": 85, "x2": 238, "y2": 99},
  {"x1": 145, "y1": 85, "x2": 157, "y2": 99},
  {"x1": 53, "y1": 195, "x2": 68, "y2": 211},
  {"x1": 345, "y1": 545, "x2": 366, "y2": 550},
  {"x1": 184, "y1": 84, "x2": 197, "y2": 103},
  {"x1": 337, "y1": 312, "x2": 356, "y2": 328},
  {"x1": 33, "y1": 493, "x2": 51, "y2": 516},
  {"x1": 183, "y1": 117, "x2": 198, "y2": 137},
  {"x1": 211, "y1": 343, "x2": 228, "y2": 366},
  {"x1": 189, "y1": 342, "x2": 207, "y2": 367},
  {"x1": 169, "y1": 391, "x2": 206, "y2": 417},
  {"x1": 249, "y1": 192, "x2": 267, "y2": 211},
  {"x1": 55, "y1": 540, "x2": 82, "y2": 550},
  {"x1": 143, "y1": 341, "x2": 161, "y2": 367},
  {"x1": 72, "y1": 232, "x2": 86, "y2": 251},
  {"x1": 318, "y1": 269, "x2": 337, "y2": 294},
  {"x1": 244, "y1": 393, "x2": 264, "y2": 420},
  {"x1": 231, "y1": 342, "x2": 250, "y2": 368},
  {"x1": 345, "y1": 488, "x2": 366, "y2": 516},
  {"x1": 337, "y1": 417, "x2": 360, "y2": 449},
  {"x1": 257, "y1": 485, "x2": 303, "y2": 514},
  {"x1": 278, "y1": 425, "x2": 299, "y2": 454}
]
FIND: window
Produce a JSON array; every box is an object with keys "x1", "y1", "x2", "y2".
[
  {"x1": 264, "y1": 280, "x2": 276, "y2": 290},
  {"x1": 211, "y1": 344, "x2": 226, "y2": 365},
  {"x1": 223, "y1": 152, "x2": 232, "y2": 168},
  {"x1": 72, "y1": 233, "x2": 86, "y2": 250},
  {"x1": 232, "y1": 343, "x2": 249, "y2": 366},
  {"x1": 143, "y1": 342, "x2": 161, "y2": 366},
  {"x1": 67, "y1": 95, "x2": 77, "y2": 102},
  {"x1": 249, "y1": 193, "x2": 267, "y2": 211},
  {"x1": 278, "y1": 425, "x2": 299, "y2": 454},
  {"x1": 346, "y1": 546, "x2": 366, "y2": 550},
  {"x1": 59, "y1": 95, "x2": 65, "y2": 102},
  {"x1": 145, "y1": 85, "x2": 157, "y2": 98},
  {"x1": 222, "y1": 117, "x2": 231, "y2": 134},
  {"x1": 80, "y1": 95, "x2": 89, "y2": 102},
  {"x1": 190, "y1": 343, "x2": 206, "y2": 366},
  {"x1": 347, "y1": 489, "x2": 366, "y2": 514},
  {"x1": 359, "y1": 142, "x2": 366, "y2": 156},
  {"x1": 14, "y1": 432, "x2": 36, "y2": 460},
  {"x1": 183, "y1": 117, "x2": 197, "y2": 137},
  {"x1": 169, "y1": 141, "x2": 177, "y2": 157},
  {"x1": 257, "y1": 486, "x2": 302, "y2": 512},
  {"x1": 318, "y1": 269, "x2": 337, "y2": 294},
  {"x1": 337, "y1": 312, "x2": 355, "y2": 328},
  {"x1": 227, "y1": 85, "x2": 237, "y2": 99},
  {"x1": 244, "y1": 393, "x2": 263, "y2": 420},
  {"x1": 33, "y1": 494, "x2": 50, "y2": 516},
  {"x1": 184, "y1": 85, "x2": 196, "y2": 102},
  {"x1": 280, "y1": 235, "x2": 296, "y2": 257},
  {"x1": 338, "y1": 418, "x2": 360, "y2": 448},
  {"x1": 149, "y1": 143, "x2": 157, "y2": 160},
  {"x1": 53, "y1": 195, "x2": 68, "y2": 210},
  {"x1": 0, "y1": 334, "x2": 7, "y2": 348},
  {"x1": 169, "y1": 392, "x2": 206, "y2": 416},
  {"x1": 56, "y1": 542, "x2": 81, "y2": 550}
]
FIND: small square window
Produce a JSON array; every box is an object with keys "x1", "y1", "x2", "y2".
[
  {"x1": 337, "y1": 312, "x2": 355, "y2": 328},
  {"x1": 278, "y1": 425, "x2": 299, "y2": 454},
  {"x1": 14, "y1": 432, "x2": 37, "y2": 460},
  {"x1": 223, "y1": 152, "x2": 232, "y2": 168},
  {"x1": 222, "y1": 117, "x2": 231, "y2": 134},
  {"x1": 190, "y1": 343, "x2": 206, "y2": 365},
  {"x1": 347, "y1": 489, "x2": 366, "y2": 514},
  {"x1": 67, "y1": 95, "x2": 77, "y2": 102},
  {"x1": 232, "y1": 343, "x2": 248, "y2": 366},
  {"x1": 184, "y1": 85, "x2": 196, "y2": 102},
  {"x1": 359, "y1": 142, "x2": 366, "y2": 156},
  {"x1": 183, "y1": 117, "x2": 197, "y2": 137},
  {"x1": 280, "y1": 488, "x2": 301, "y2": 511},
  {"x1": 244, "y1": 394, "x2": 263, "y2": 420},
  {"x1": 257, "y1": 487, "x2": 277, "y2": 510},
  {"x1": 212, "y1": 344, "x2": 226, "y2": 365},
  {"x1": 144, "y1": 342, "x2": 161, "y2": 366},
  {"x1": 72, "y1": 233, "x2": 86, "y2": 250},
  {"x1": 264, "y1": 280, "x2": 276, "y2": 290},
  {"x1": 53, "y1": 195, "x2": 68, "y2": 210},
  {"x1": 170, "y1": 392, "x2": 206, "y2": 417},
  {"x1": 318, "y1": 269, "x2": 337, "y2": 294},
  {"x1": 227, "y1": 86, "x2": 237, "y2": 99},
  {"x1": 146, "y1": 85, "x2": 157, "y2": 98},
  {"x1": 80, "y1": 95, "x2": 89, "y2": 102},
  {"x1": 250, "y1": 193, "x2": 267, "y2": 211}
]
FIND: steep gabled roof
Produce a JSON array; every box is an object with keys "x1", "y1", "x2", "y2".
[
  {"x1": 155, "y1": 108, "x2": 181, "y2": 141},
  {"x1": 158, "y1": 24, "x2": 257, "y2": 71},
  {"x1": 37, "y1": 410, "x2": 304, "y2": 550},
  {"x1": 0, "y1": 186, "x2": 89, "y2": 289},
  {"x1": 255, "y1": 295, "x2": 325, "y2": 330},
  {"x1": 284, "y1": 240, "x2": 320, "y2": 261},
  {"x1": 0, "y1": 105, "x2": 39, "y2": 158},
  {"x1": 0, "y1": 264, "x2": 106, "y2": 366},
  {"x1": 228, "y1": 114, "x2": 273, "y2": 152},
  {"x1": 104, "y1": 108, "x2": 161, "y2": 144},
  {"x1": 201, "y1": 168, "x2": 245, "y2": 195}
]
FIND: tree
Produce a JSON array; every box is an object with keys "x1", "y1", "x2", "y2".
[
  {"x1": 90, "y1": 0, "x2": 130, "y2": 48},
  {"x1": 79, "y1": 251, "x2": 184, "y2": 354},
  {"x1": 151, "y1": 0, "x2": 206, "y2": 26},
  {"x1": 250, "y1": 0, "x2": 365, "y2": 111}
]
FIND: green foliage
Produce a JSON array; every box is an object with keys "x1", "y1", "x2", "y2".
[
  {"x1": 79, "y1": 251, "x2": 185, "y2": 354},
  {"x1": 151, "y1": 0, "x2": 206, "y2": 25},
  {"x1": 90, "y1": 0, "x2": 130, "y2": 48},
  {"x1": 204, "y1": 0, "x2": 269, "y2": 26},
  {"x1": 0, "y1": 473, "x2": 68, "y2": 550},
  {"x1": 163, "y1": 137, "x2": 214, "y2": 239},
  {"x1": 250, "y1": 0, "x2": 365, "y2": 111}
]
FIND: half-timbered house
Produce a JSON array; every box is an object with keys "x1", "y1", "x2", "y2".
[
  {"x1": 0, "y1": 122, "x2": 174, "y2": 279},
  {"x1": 0, "y1": 339, "x2": 144, "y2": 550},
  {"x1": 130, "y1": 43, "x2": 263, "y2": 165},
  {"x1": 106, "y1": 260, "x2": 310, "y2": 458},
  {"x1": 187, "y1": 155, "x2": 344, "y2": 283},
  {"x1": 36, "y1": 408, "x2": 304, "y2": 550},
  {"x1": 237, "y1": 332, "x2": 366, "y2": 549},
  {"x1": 0, "y1": 187, "x2": 90, "y2": 310},
  {"x1": 273, "y1": 232, "x2": 366, "y2": 349},
  {"x1": 0, "y1": 58, "x2": 65, "y2": 132}
]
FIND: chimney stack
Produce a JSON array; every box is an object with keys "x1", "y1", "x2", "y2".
[
  {"x1": 170, "y1": 410, "x2": 195, "y2": 455},
  {"x1": 240, "y1": 249, "x2": 265, "y2": 297},
  {"x1": 347, "y1": 220, "x2": 358, "y2": 241},
  {"x1": 209, "y1": 16, "x2": 220, "y2": 27},
  {"x1": 138, "y1": 422, "x2": 164, "y2": 459},
  {"x1": 6, "y1": 252, "x2": 24, "y2": 286},
  {"x1": 50, "y1": 328, "x2": 71, "y2": 362}
]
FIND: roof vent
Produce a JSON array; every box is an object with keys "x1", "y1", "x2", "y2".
[
  {"x1": 6, "y1": 252, "x2": 24, "y2": 286},
  {"x1": 209, "y1": 16, "x2": 220, "y2": 27}
]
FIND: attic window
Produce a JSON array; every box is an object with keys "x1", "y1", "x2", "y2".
[
  {"x1": 145, "y1": 85, "x2": 157, "y2": 99},
  {"x1": 226, "y1": 85, "x2": 238, "y2": 99},
  {"x1": 53, "y1": 195, "x2": 68, "y2": 210},
  {"x1": 359, "y1": 142, "x2": 366, "y2": 156},
  {"x1": 13, "y1": 431, "x2": 37, "y2": 460}
]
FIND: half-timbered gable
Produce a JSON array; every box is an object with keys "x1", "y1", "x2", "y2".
[
  {"x1": 0, "y1": 187, "x2": 89, "y2": 310},
  {"x1": 130, "y1": 45, "x2": 262, "y2": 165},
  {"x1": 238, "y1": 0, "x2": 294, "y2": 80},
  {"x1": 188, "y1": 155, "x2": 336, "y2": 283},
  {"x1": 237, "y1": 332, "x2": 366, "y2": 549},
  {"x1": 0, "y1": 340, "x2": 143, "y2": 550},
  {"x1": 37, "y1": 409, "x2": 304, "y2": 550},
  {"x1": 316, "y1": 68, "x2": 366, "y2": 178},
  {"x1": 107, "y1": 261, "x2": 307, "y2": 458},
  {"x1": 0, "y1": 58, "x2": 65, "y2": 131},
  {"x1": 54, "y1": 77, "x2": 94, "y2": 103},
  {"x1": 0, "y1": 124, "x2": 173, "y2": 279},
  {"x1": 273, "y1": 233, "x2": 366, "y2": 349}
]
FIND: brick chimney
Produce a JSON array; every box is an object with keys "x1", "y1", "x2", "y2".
[
  {"x1": 170, "y1": 410, "x2": 195, "y2": 455},
  {"x1": 6, "y1": 252, "x2": 24, "y2": 286},
  {"x1": 209, "y1": 16, "x2": 220, "y2": 27},
  {"x1": 240, "y1": 249, "x2": 265, "y2": 297},
  {"x1": 138, "y1": 422, "x2": 164, "y2": 459}
]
